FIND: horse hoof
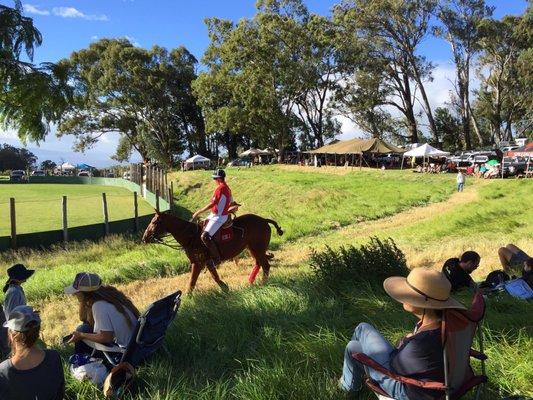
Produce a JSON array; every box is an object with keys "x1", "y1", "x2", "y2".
[{"x1": 218, "y1": 281, "x2": 230, "y2": 293}]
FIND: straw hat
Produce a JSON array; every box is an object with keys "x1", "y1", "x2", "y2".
[{"x1": 384, "y1": 268, "x2": 466, "y2": 310}]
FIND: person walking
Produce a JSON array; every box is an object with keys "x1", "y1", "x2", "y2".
[{"x1": 456, "y1": 170, "x2": 465, "y2": 192}]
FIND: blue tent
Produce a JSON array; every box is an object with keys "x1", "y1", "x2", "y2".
[{"x1": 77, "y1": 163, "x2": 94, "y2": 170}]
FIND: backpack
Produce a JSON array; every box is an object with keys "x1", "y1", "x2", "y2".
[{"x1": 479, "y1": 270, "x2": 510, "y2": 289}]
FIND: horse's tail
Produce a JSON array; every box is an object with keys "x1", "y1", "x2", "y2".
[{"x1": 265, "y1": 219, "x2": 284, "y2": 236}]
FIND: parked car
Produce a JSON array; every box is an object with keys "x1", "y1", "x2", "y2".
[
  {"x1": 31, "y1": 170, "x2": 46, "y2": 176},
  {"x1": 227, "y1": 159, "x2": 244, "y2": 167},
  {"x1": 123, "y1": 171, "x2": 131, "y2": 180},
  {"x1": 9, "y1": 170, "x2": 26, "y2": 182},
  {"x1": 107, "y1": 172, "x2": 116, "y2": 178},
  {"x1": 78, "y1": 170, "x2": 91, "y2": 177}
]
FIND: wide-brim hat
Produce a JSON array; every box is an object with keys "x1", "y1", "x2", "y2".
[
  {"x1": 7, "y1": 264, "x2": 35, "y2": 281},
  {"x1": 384, "y1": 268, "x2": 466, "y2": 310},
  {"x1": 64, "y1": 272, "x2": 102, "y2": 295}
]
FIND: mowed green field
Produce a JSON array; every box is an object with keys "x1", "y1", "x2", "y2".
[
  {"x1": 0, "y1": 167, "x2": 531, "y2": 400},
  {"x1": 0, "y1": 184, "x2": 154, "y2": 235}
]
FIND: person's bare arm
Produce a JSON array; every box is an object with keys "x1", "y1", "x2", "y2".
[
  {"x1": 192, "y1": 202, "x2": 213, "y2": 220},
  {"x1": 69, "y1": 330, "x2": 114, "y2": 344}
]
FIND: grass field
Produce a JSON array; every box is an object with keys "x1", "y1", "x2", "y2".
[
  {"x1": 0, "y1": 167, "x2": 531, "y2": 400},
  {"x1": 0, "y1": 184, "x2": 154, "y2": 235}
]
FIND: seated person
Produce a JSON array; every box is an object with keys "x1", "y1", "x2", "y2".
[
  {"x1": 498, "y1": 244, "x2": 530, "y2": 273},
  {"x1": 340, "y1": 268, "x2": 465, "y2": 400},
  {"x1": 64, "y1": 272, "x2": 140, "y2": 356},
  {"x1": 498, "y1": 244, "x2": 533, "y2": 289},
  {"x1": 0, "y1": 306, "x2": 64, "y2": 400},
  {"x1": 442, "y1": 251, "x2": 480, "y2": 291}
]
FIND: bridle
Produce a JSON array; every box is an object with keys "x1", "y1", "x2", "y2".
[{"x1": 146, "y1": 215, "x2": 199, "y2": 251}]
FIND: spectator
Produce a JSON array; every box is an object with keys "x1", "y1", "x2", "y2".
[
  {"x1": 456, "y1": 170, "x2": 465, "y2": 192},
  {"x1": 64, "y1": 273, "x2": 140, "y2": 359},
  {"x1": 442, "y1": 251, "x2": 481, "y2": 291},
  {"x1": 498, "y1": 244, "x2": 533, "y2": 273},
  {"x1": 0, "y1": 306, "x2": 64, "y2": 400},
  {"x1": 340, "y1": 268, "x2": 465, "y2": 400},
  {"x1": 1, "y1": 264, "x2": 34, "y2": 358}
]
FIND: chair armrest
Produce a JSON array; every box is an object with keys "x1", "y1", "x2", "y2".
[
  {"x1": 351, "y1": 353, "x2": 447, "y2": 390},
  {"x1": 82, "y1": 339, "x2": 126, "y2": 353},
  {"x1": 469, "y1": 349, "x2": 487, "y2": 360}
]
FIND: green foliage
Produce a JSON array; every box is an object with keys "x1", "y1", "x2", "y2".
[
  {"x1": 58, "y1": 39, "x2": 205, "y2": 166},
  {"x1": 0, "y1": 1, "x2": 70, "y2": 143},
  {"x1": 309, "y1": 237, "x2": 408, "y2": 286},
  {"x1": 0, "y1": 143, "x2": 37, "y2": 170}
]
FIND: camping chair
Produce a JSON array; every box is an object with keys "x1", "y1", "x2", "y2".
[
  {"x1": 352, "y1": 291, "x2": 487, "y2": 400},
  {"x1": 82, "y1": 290, "x2": 182, "y2": 367}
]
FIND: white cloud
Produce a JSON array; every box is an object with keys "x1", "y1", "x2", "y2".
[
  {"x1": 23, "y1": 4, "x2": 50, "y2": 15},
  {"x1": 91, "y1": 35, "x2": 99, "y2": 41},
  {"x1": 123, "y1": 35, "x2": 141, "y2": 47},
  {"x1": 0, "y1": 129, "x2": 19, "y2": 139},
  {"x1": 52, "y1": 7, "x2": 109, "y2": 21}
]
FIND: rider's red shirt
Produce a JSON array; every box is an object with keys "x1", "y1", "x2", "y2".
[{"x1": 211, "y1": 183, "x2": 232, "y2": 216}]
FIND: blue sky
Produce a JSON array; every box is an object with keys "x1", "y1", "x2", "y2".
[{"x1": 1, "y1": 0, "x2": 528, "y2": 167}]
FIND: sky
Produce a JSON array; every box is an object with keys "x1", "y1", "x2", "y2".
[{"x1": 0, "y1": 0, "x2": 528, "y2": 167}]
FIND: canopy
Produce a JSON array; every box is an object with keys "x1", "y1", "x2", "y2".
[
  {"x1": 403, "y1": 143, "x2": 450, "y2": 157},
  {"x1": 76, "y1": 163, "x2": 94, "y2": 170},
  {"x1": 240, "y1": 148, "x2": 267, "y2": 157},
  {"x1": 61, "y1": 162, "x2": 75, "y2": 170},
  {"x1": 305, "y1": 138, "x2": 405, "y2": 155},
  {"x1": 486, "y1": 159, "x2": 500, "y2": 166},
  {"x1": 507, "y1": 142, "x2": 533, "y2": 157},
  {"x1": 185, "y1": 154, "x2": 210, "y2": 163}
]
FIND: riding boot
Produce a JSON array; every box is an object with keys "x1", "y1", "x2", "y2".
[{"x1": 201, "y1": 232, "x2": 221, "y2": 269}]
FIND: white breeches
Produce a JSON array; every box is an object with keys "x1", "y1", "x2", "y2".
[{"x1": 204, "y1": 214, "x2": 228, "y2": 236}]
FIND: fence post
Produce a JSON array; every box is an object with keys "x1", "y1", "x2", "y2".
[
  {"x1": 134, "y1": 191, "x2": 139, "y2": 232},
  {"x1": 155, "y1": 189, "x2": 160, "y2": 212},
  {"x1": 62, "y1": 196, "x2": 68, "y2": 243},
  {"x1": 170, "y1": 181, "x2": 174, "y2": 205},
  {"x1": 102, "y1": 193, "x2": 109, "y2": 235},
  {"x1": 9, "y1": 198, "x2": 16, "y2": 249},
  {"x1": 167, "y1": 187, "x2": 173, "y2": 212}
]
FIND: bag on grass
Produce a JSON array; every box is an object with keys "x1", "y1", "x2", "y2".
[
  {"x1": 69, "y1": 354, "x2": 109, "y2": 388},
  {"x1": 103, "y1": 362, "x2": 135, "y2": 399},
  {"x1": 503, "y1": 278, "x2": 533, "y2": 300}
]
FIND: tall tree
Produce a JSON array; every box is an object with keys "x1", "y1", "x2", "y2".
[
  {"x1": 334, "y1": 0, "x2": 438, "y2": 143},
  {"x1": 0, "y1": 1, "x2": 70, "y2": 143},
  {"x1": 475, "y1": 16, "x2": 530, "y2": 143},
  {"x1": 435, "y1": 0, "x2": 493, "y2": 149},
  {"x1": 59, "y1": 39, "x2": 204, "y2": 167},
  {"x1": 0, "y1": 143, "x2": 36, "y2": 170}
]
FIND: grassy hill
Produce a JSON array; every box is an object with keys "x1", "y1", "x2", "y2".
[
  {"x1": 0, "y1": 184, "x2": 154, "y2": 235},
  {"x1": 0, "y1": 167, "x2": 531, "y2": 399}
]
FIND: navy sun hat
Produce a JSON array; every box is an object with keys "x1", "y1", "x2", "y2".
[
  {"x1": 7, "y1": 264, "x2": 35, "y2": 281},
  {"x1": 212, "y1": 169, "x2": 226, "y2": 179}
]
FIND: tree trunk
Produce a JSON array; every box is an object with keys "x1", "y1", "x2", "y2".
[{"x1": 402, "y1": 73, "x2": 419, "y2": 143}]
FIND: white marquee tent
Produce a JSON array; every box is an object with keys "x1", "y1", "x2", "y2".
[
  {"x1": 401, "y1": 143, "x2": 450, "y2": 169},
  {"x1": 184, "y1": 155, "x2": 211, "y2": 170}
]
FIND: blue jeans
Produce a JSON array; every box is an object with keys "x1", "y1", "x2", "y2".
[
  {"x1": 341, "y1": 323, "x2": 408, "y2": 399},
  {"x1": 457, "y1": 183, "x2": 464, "y2": 192}
]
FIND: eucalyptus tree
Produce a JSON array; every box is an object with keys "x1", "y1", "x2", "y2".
[
  {"x1": 334, "y1": 0, "x2": 438, "y2": 144},
  {"x1": 435, "y1": 0, "x2": 494, "y2": 148}
]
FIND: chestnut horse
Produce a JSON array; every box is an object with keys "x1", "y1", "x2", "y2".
[{"x1": 142, "y1": 211, "x2": 283, "y2": 293}]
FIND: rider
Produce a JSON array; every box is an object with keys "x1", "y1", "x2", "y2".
[{"x1": 192, "y1": 169, "x2": 233, "y2": 268}]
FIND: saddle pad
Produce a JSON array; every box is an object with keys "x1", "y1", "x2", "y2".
[{"x1": 219, "y1": 228, "x2": 234, "y2": 243}]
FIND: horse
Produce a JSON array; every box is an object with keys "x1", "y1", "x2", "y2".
[{"x1": 142, "y1": 211, "x2": 283, "y2": 294}]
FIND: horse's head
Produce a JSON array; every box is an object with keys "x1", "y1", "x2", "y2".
[{"x1": 142, "y1": 211, "x2": 168, "y2": 244}]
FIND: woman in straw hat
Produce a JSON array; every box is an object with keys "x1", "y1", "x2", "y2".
[{"x1": 339, "y1": 268, "x2": 466, "y2": 400}]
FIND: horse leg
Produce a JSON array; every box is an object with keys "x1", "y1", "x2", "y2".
[
  {"x1": 248, "y1": 250, "x2": 271, "y2": 285},
  {"x1": 207, "y1": 265, "x2": 229, "y2": 293},
  {"x1": 187, "y1": 263, "x2": 202, "y2": 294}
]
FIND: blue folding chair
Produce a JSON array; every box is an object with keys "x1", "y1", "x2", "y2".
[{"x1": 83, "y1": 290, "x2": 182, "y2": 367}]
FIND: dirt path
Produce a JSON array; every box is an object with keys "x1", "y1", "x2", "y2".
[{"x1": 39, "y1": 180, "x2": 490, "y2": 344}]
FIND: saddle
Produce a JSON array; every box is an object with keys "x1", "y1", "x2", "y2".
[{"x1": 199, "y1": 202, "x2": 241, "y2": 244}]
